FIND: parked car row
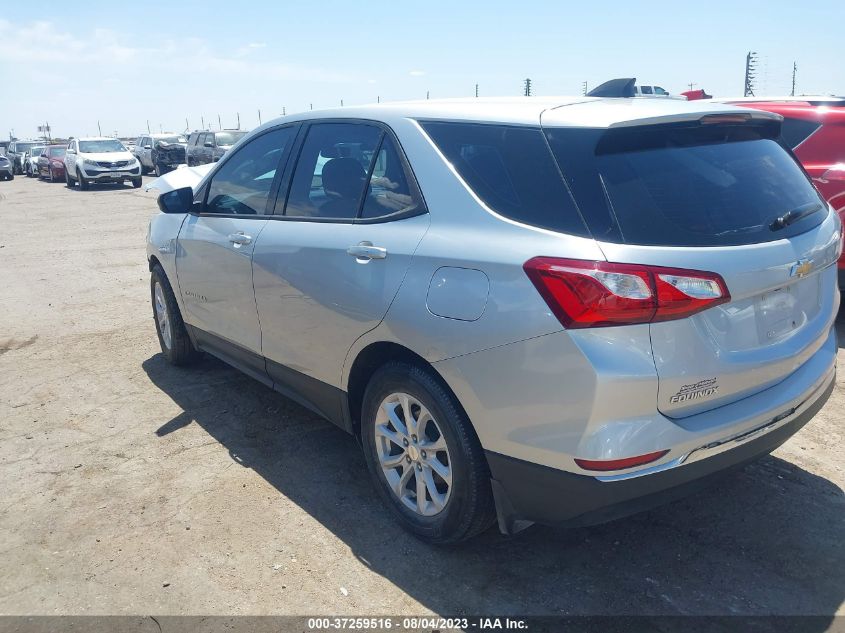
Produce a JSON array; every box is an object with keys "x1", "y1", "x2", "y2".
[{"x1": 146, "y1": 97, "x2": 842, "y2": 543}]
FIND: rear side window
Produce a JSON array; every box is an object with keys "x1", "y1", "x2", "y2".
[
  {"x1": 284, "y1": 123, "x2": 382, "y2": 219},
  {"x1": 779, "y1": 116, "x2": 821, "y2": 149},
  {"x1": 545, "y1": 123, "x2": 826, "y2": 247},
  {"x1": 421, "y1": 122, "x2": 588, "y2": 236}
]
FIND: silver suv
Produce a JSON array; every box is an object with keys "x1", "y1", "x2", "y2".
[{"x1": 147, "y1": 98, "x2": 841, "y2": 543}]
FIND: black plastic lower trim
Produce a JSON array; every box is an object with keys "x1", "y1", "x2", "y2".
[
  {"x1": 487, "y1": 375, "x2": 834, "y2": 534},
  {"x1": 185, "y1": 325, "x2": 352, "y2": 433},
  {"x1": 838, "y1": 267, "x2": 844, "y2": 291}
]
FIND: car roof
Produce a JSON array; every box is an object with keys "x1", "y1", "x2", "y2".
[
  {"x1": 76, "y1": 136, "x2": 123, "y2": 141},
  {"x1": 254, "y1": 96, "x2": 778, "y2": 130}
]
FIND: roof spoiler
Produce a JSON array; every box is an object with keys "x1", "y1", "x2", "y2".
[{"x1": 587, "y1": 78, "x2": 636, "y2": 98}]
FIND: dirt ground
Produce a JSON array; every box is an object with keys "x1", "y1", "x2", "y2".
[{"x1": 0, "y1": 174, "x2": 843, "y2": 619}]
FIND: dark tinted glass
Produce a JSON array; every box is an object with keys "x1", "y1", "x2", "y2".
[
  {"x1": 779, "y1": 116, "x2": 821, "y2": 148},
  {"x1": 284, "y1": 123, "x2": 382, "y2": 219},
  {"x1": 421, "y1": 122, "x2": 588, "y2": 235},
  {"x1": 204, "y1": 127, "x2": 295, "y2": 215},
  {"x1": 546, "y1": 124, "x2": 825, "y2": 247},
  {"x1": 360, "y1": 136, "x2": 422, "y2": 219}
]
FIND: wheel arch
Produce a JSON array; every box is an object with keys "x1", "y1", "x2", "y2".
[{"x1": 345, "y1": 341, "x2": 476, "y2": 444}]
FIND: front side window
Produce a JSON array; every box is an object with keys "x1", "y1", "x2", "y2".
[
  {"x1": 204, "y1": 127, "x2": 295, "y2": 216},
  {"x1": 654, "y1": 86, "x2": 668, "y2": 95},
  {"x1": 284, "y1": 123, "x2": 382, "y2": 219}
]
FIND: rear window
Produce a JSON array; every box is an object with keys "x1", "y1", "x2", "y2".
[
  {"x1": 421, "y1": 122, "x2": 588, "y2": 236},
  {"x1": 545, "y1": 123, "x2": 826, "y2": 247}
]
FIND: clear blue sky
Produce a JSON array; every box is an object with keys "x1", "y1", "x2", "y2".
[{"x1": 1, "y1": 0, "x2": 841, "y2": 138}]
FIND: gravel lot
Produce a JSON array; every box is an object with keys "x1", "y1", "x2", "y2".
[{"x1": 0, "y1": 174, "x2": 843, "y2": 619}]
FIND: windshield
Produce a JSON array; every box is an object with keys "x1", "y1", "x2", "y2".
[
  {"x1": 16, "y1": 143, "x2": 37, "y2": 153},
  {"x1": 79, "y1": 139, "x2": 126, "y2": 153},
  {"x1": 29, "y1": 147, "x2": 45, "y2": 156},
  {"x1": 49, "y1": 147, "x2": 66, "y2": 157},
  {"x1": 545, "y1": 123, "x2": 826, "y2": 247},
  {"x1": 214, "y1": 131, "x2": 247, "y2": 146}
]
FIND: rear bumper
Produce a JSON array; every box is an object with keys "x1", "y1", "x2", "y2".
[{"x1": 488, "y1": 369, "x2": 835, "y2": 534}]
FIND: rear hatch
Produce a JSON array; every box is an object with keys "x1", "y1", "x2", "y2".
[{"x1": 543, "y1": 106, "x2": 841, "y2": 418}]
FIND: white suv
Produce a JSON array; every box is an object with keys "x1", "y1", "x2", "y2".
[{"x1": 64, "y1": 137, "x2": 142, "y2": 190}]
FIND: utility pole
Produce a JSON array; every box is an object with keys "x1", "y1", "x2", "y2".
[
  {"x1": 218, "y1": 114, "x2": 222, "y2": 130},
  {"x1": 426, "y1": 90, "x2": 430, "y2": 100},
  {"x1": 582, "y1": 81, "x2": 588, "y2": 96},
  {"x1": 159, "y1": 123, "x2": 163, "y2": 133},
  {"x1": 791, "y1": 62, "x2": 797, "y2": 96},
  {"x1": 377, "y1": 96, "x2": 380, "y2": 103},
  {"x1": 97, "y1": 121, "x2": 102, "y2": 136},
  {"x1": 340, "y1": 99, "x2": 344, "y2": 106},
  {"x1": 283, "y1": 106, "x2": 286, "y2": 116},
  {"x1": 475, "y1": 83, "x2": 479, "y2": 98},
  {"x1": 201, "y1": 116, "x2": 205, "y2": 130},
  {"x1": 185, "y1": 118, "x2": 190, "y2": 132},
  {"x1": 146, "y1": 120, "x2": 151, "y2": 134},
  {"x1": 310, "y1": 103, "x2": 313, "y2": 110},
  {"x1": 237, "y1": 112, "x2": 241, "y2": 129},
  {"x1": 524, "y1": 78, "x2": 532, "y2": 96},
  {"x1": 688, "y1": 82, "x2": 697, "y2": 91},
  {"x1": 258, "y1": 109, "x2": 262, "y2": 125},
  {"x1": 743, "y1": 51, "x2": 758, "y2": 97}
]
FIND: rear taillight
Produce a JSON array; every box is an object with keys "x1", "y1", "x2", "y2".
[{"x1": 524, "y1": 257, "x2": 730, "y2": 329}]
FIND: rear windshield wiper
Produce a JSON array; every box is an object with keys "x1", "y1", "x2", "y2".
[{"x1": 770, "y1": 202, "x2": 822, "y2": 231}]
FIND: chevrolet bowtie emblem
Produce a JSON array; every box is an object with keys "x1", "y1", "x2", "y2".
[{"x1": 790, "y1": 259, "x2": 813, "y2": 278}]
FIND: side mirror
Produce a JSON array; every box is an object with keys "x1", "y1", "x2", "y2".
[
  {"x1": 144, "y1": 145, "x2": 152, "y2": 150},
  {"x1": 67, "y1": 148, "x2": 76, "y2": 154},
  {"x1": 203, "y1": 142, "x2": 214, "y2": 148},
  {"x1": 158, "y1": 187, "x2": 195, "y2": 214}
]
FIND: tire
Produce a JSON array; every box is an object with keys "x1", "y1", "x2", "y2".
[
  {"x1": 49, "y1": 169, "x2": 56, "y2": 183},
  {"x1": 150, "y1": 264, "x2": 201, "y2": 366},
  {"x1": 77, "y1": 169, "x2": 89, "y2": 190},
  {"x1": 132, "y1": 177, "x2": 142, "y2": 189},
  {"x1": 65, "y1": 169, "x2": 73, "y2": 187},
  {"x1": 154, "y1": 162, "x2": 162, "y2": 177},
  {"x1": 360, "y1": 361, "x2": 496, "y2": 544}
]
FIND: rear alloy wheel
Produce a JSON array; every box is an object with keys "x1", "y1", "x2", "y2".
[
  {"x1": 154, "y1": 162, "x2": 162, "y2": 177},
  {"x1": 361, "y1": 362, "x2": 496, "y2": 544}
]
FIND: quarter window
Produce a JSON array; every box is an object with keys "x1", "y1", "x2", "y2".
[
  {"x1": 284, "y1": 123, "x2": 382, "y2": 219},
  {"x1": 204, "y1": 127, "x2": 295, "y2": 216},
  {"x1": 360, "y1": 135, "x2": 421, "y2": 219},
  {"x1": 421, "y1": 121, "x2": 588, "y2": 235},
  {"x1": 779, "y1": 116, "x2": 822, "y2": 149}
]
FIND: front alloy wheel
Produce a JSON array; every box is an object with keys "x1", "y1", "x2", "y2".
[
  {"x1": 375, "y1": 392, "x2": 452, "y2": 516},
  {"x1": 153, "y1": 281, "x2": 172, "y2": 350}
]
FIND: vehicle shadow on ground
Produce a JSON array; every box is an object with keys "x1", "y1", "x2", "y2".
[
  {"x1": 142, "y1": 354, "x2": 844, "y2": 619},
  {"x1": 836, "y1": 304, "x2": 845, "y2": 348}
]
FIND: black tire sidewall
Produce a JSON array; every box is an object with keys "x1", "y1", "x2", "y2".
[{"x1": 361, "y1": 363, "x2": 486, "y2": 543}]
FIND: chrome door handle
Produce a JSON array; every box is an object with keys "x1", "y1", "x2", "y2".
[
  {"x1": 347, "y1": 242, "x2": 387, "y2": 260},
  {"x1": 228, "y1": 232, "x2": 252, "y2": 245}
]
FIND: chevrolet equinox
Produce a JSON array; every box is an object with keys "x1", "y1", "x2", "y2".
[{"x1": 147, "y1": 98, "x2": 841, "y2": 543}]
